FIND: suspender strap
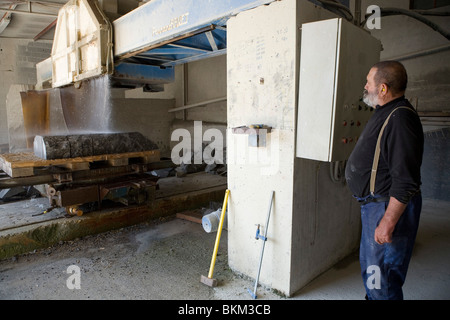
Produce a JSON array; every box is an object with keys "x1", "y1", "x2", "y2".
[{"x1": 370, "y1": 106, "x2": 416, "y2": 196}]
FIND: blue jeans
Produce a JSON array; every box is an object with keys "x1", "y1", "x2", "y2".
[{"x1": 358, "y1": 193, "x2": 422, "y2": 300}]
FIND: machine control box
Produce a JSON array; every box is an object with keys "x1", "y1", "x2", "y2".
[{"x1": 296, "y1": 18, "x2": 381, "y2": 162}]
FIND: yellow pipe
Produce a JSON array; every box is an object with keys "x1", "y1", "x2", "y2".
[{"x1": 207, "y1": 189, "x2": 230, "y2": 279}]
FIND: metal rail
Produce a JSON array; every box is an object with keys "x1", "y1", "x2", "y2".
[{"x1": 113, "y1": 0, "x2": 275, "y2": 66}]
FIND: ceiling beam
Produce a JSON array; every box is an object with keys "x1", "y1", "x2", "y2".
[
  {"x1": 33, "y1": 18, "x2": 57, "y2": 41},
  {"x1": 0, "y1": 7, "x2": 58, "y2": 17},
  {"x1": 0, "y1": 1, "x2": 64, "y2": 6},
  {"x1": 0, "y1": 35, "x2": 52, "y2": 40}
]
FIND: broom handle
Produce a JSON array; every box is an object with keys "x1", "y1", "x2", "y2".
[{"x1": 208, "y1": 189, "x2": 230, "y2": 278}]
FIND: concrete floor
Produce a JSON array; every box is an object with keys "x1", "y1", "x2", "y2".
[{"x1": 0, "y1": 197, "x2": 449, "y2": 300}]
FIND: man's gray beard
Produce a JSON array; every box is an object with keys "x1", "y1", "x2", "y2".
[{"x1": 363, "y1": 90, "x2": 378, "y2": 107}]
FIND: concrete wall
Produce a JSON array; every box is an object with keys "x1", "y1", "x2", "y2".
[
  {"x1": 172, "y1": 57, "x2": 227, "y2": 162},
  {"x1": 227, "y1": 0, "x2": 297, "y2": 295},
  {"x1": 422, "y1": 128, "x2": 450, "y2": 201},
  {"x1": 182, "y1": 56, "x2": 227, "y2": 124},
  {"x1": 125, "y1": 55, "x2": 227, "y2": 158},
  {"x1": 0, "y1": 39, "x2": 52, "y2": 150},
  {"x1": 6, "y1": 84, "x2": 34, "y2": 153}
]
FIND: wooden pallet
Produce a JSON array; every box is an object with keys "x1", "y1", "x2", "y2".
[{"x1": 0, "y1": 150, "x2": 160, "y2": 178}]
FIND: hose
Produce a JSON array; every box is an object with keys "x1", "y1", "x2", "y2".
[
  {"x1": 363, "y1": 7, "x2": 450, "y2": 41},
  {"x1": 412, "y1": 10, "x2": 450, "y2": 16},
  {"x1": 329, "y1": 160, "x2": 347, "y2": 184},
  {"x1": 315, "y1": 0, "x2": 354, "y2": 22}
]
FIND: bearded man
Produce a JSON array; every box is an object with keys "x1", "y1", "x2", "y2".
[{"x1": 345, "y1": 61, "x2": 424, "y2": 300}]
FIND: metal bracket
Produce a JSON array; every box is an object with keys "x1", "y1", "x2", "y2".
[{"x1": 232, "y1": 125, "x2": 272, "y2": 147}]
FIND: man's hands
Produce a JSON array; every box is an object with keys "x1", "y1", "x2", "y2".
[
  {"x1": 375, "y1": 216, "x2": 396, "y2": 244},
  {"x1": 374, "y1": 197, "x2": 407, "y2": 245}
]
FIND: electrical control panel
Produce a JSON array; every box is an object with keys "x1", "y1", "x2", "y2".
[{"x1": 296, "y1": 18, "x2": 381, "y2": 162}]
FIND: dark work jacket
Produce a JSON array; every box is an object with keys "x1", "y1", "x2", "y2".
[{"x1": 345, "y1": 96, "x2": 424, "y2": 204}]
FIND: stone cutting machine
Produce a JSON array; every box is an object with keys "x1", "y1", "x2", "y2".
[
  {"x1": 1, "y1": 0, "x2": 276, "y2": 214},
  {"x1": 37, "y1": 0, "x2": 275, "y2": 90}
]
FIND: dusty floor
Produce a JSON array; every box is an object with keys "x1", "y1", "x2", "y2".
[
  {"x1": 0, "y1": 216, "x2": 268, "y2": 300},
  {"x1": 0, "y1": 199, "x2": 449, "y2": 301}
]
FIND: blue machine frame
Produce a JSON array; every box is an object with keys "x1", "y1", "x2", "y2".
[{"x1": 113, "y1": 0, "x2": 275, "y2": 67}]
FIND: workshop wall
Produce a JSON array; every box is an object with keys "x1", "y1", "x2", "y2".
[
  {"x1": 170, "y1": 55, "x2": 227, "y2": 162},
  {"x1": 422, "y1": 127, "x2": 450, "y2": 201},
  {"x1": 0, "y1": 39, "x2": 52, "y2": 150},
  {"x1": 182, "y1": 55, "x2": 227, "y2": 124},
  {"x1": 361, "y1": 0, "x2": 450, "y2": 113},
  {"x1": 124, "y1": 55, "x2": 227, "y2": 158}
]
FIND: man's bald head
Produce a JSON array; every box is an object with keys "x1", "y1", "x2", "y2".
[{"x1": 372, "y1": 61, "x2": 408, "y2": 96}]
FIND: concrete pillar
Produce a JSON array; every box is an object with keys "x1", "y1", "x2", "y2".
[{"x1": 226, "y1": 0, "x2": 361, "y2": 296}]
